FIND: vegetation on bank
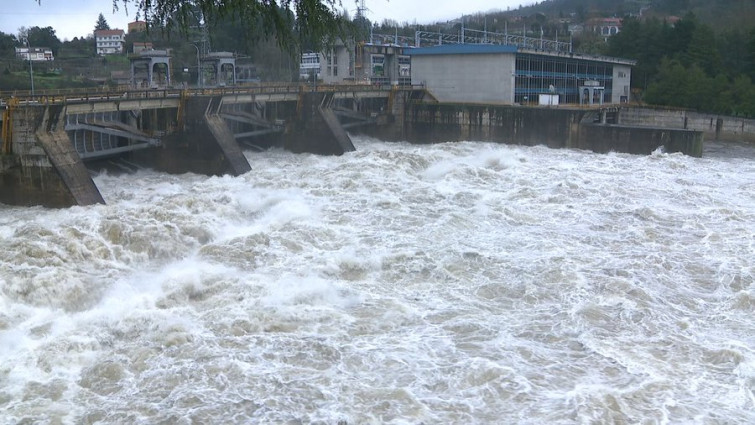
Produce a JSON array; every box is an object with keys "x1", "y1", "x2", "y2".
[
  {"x1": 3, "y1": 0, "x2": 755, "y2": 118},
  {"x1": 605, "y1": 13, "x2": 755, "y2": 117}
]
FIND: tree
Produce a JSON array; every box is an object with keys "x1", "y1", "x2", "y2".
[
  {"x1": 655, "y1": 0, "x2": 691, "y2": 15},
  {"x1": 575, "y1": 4, "x2": 586, "y2": 22},
  {"x1": 726, "y1": 74, "x2": 755, "y2": 117},
  {"x1": 607, "y1": 16, "x2": 667, "y2": 90},
  {"x1": 717, "y1": 29, "x2": 749, "y2": 79},
  {"x1": 25, "y1": 26, "x2": 62, "y2": 56},
  {"x1": 107, "y1": 0, "x2": 349, "y2": 51},
  {"x1": 606, "y1": 16, "x2": 641, "y2": 58},
  {"x1": 683, "y1": 23, "x2": 720, "y2": 77},
  {"x1": 681, "y1": 64, "x2": 713, "y2": 111},
  {"x1": 0, "y1": 31, "x2": 18, "y2": 58},
  {"x1": 95, "y1": 13, "x2": 111, "y2": 32},
  {"x1": 573, "y1": 31, "x2": 608, "y2": 55},
  {"x1": 747, "y1": 28, "x2": 755, "y2": 83},
  {"x1": 644, "y1": 58, "x2": 688, "y2": 108},
  {"x1": 666, "y1": 12, "x2": 697, "y2": 55}
]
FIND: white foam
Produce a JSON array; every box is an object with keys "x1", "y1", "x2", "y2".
[{"x1": 1, "y1": 138, "x2": 754, "y2": 423}]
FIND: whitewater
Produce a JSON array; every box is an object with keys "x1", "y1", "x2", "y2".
[{"x1": 0, "y1": 137, "x2": 753, "y2": 424}]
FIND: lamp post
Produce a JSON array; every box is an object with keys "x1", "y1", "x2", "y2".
[
  {"x1": 24, "y1": 38, "x2": 34, "y2": 96},
  {"x1": 190, "y1": 43, "x2": 201, "y2": 88}
]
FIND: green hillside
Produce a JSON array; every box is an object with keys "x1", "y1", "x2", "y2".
[{"x1": 516, "y1": 0, "x2": 755, "y2": 30}]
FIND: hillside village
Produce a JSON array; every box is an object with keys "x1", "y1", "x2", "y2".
[{"x1": 0, "y1": 0, "x2": 753, "y2": 116}]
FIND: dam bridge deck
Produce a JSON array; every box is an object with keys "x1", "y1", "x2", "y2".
[
  {"x1": 1, "y1": 83, "x2": 424, "y2": 161},
  {"x1": 1, "y1": 83, "x2": 420, "y2": 111}
]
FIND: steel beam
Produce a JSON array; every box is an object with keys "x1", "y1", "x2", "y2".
[
  {"x1": 65, "y1": 123, "x2": 160, "y2": 145},
  {"x1": 78, "y1": 142, "x2": 154, "y2": 159}
]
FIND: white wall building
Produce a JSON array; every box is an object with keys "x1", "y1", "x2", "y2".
[
  {"x1": 15, "y1": 47, "x2": 54, "y2": 61},
  {"x1": 409, "y1": 44, "x2": 635, "y2": 105},
  {"x1": 299, "y1": 46, "x2": 350, "y2": 84},
  {"x1": 95, "y1": 29, "x2": 125, "y2": 55},
  {"x1": 409, "y1": 44, "x2": 517, "y2": 104},
  {"x1": 299, "y1": 52, "x2": 322, "y2": 80},
  {"x1": 299, "y1": 42, "x2": 409, "y2": 85}
]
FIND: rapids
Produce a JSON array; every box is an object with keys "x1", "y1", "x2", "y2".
[{"x1": 1, "y1": 137, "x2": 753, "y2": 424}]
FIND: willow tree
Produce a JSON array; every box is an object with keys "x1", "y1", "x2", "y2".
[
  {"x1": 133, "y1": 0, "x2": 347, "y2": 50},
  {"x1": 36, "y1": 0, "x2": 350, "y2": 51}
]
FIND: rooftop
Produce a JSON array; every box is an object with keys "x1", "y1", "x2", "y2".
[
  {"x1": 406, "y1": 43, "x2": 636, "y2": 66},
  {"x1": 95, "y1": 29, "x2": 125, "y2": 36},
  {"x1": 407, "y1": 44, "x2": 518, "y2": 56}
]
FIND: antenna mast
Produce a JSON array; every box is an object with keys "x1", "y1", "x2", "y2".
[{"x1": 356, "y1": 0, "x2": 368, "y2": 20}]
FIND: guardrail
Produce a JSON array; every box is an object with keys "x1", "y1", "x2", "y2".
[{"x1": 0, "y1": 83, "x2": 426, "y2": 106}]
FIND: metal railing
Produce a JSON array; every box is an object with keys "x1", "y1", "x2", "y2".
[
  {"x1": 363, "y1": 29, "x2": 573, "y2": 52},
  {"x1": 0, "y1": 83, "x2": 427, "y2": 106},
  {"x1": 414, "y1": 28, "x2": 573, "y2": 52}
]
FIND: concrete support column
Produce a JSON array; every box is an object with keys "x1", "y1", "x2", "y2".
[{"x1": 284, "y1": 92, "x2": 355, "y2": 155}]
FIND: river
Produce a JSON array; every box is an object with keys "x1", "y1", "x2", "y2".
[{"x1": 1, "y1": 137, "x2": 753, "y2": 424}]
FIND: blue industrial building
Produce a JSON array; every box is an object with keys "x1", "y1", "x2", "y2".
[{"x1": 408, "y1": 43, "x2": 635, "y2": 106}]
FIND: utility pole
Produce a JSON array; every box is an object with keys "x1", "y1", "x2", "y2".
[
  {"x1": 24, "y1": 38, "x2": 34, "y2": 96},
  {"x1": 191, "y1": 43, "x2": 201, "y2": 88},
  {"x1": 461, "y1": 15, "x2": 465, "y2": 44}
]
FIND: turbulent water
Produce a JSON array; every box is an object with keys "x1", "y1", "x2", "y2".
[{"x1": 0, "y1": 137, "x2": 753, "y2": 424}]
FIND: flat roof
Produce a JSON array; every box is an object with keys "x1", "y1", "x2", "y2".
[
  {"x1": 406, "y1": 43, "x2": 636, "y2": 66},
  {"x1": 407, "y1": 44, "x2": 518, "y2": 56},
  {"x1": 518, "y1": 48, "x2": 637, "y2": 66}
]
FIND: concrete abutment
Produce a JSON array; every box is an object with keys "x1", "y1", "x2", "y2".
[{"x1": 1, "y1": 105, "x2": 104, "y2": 207}]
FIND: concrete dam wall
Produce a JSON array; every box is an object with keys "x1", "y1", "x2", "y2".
[
  {"x1": 1, "y1": 86, "x2": 718, "y2": 208},
  {"x1": 396, "y1": 103, "x2": 703, "y2": 157},
  {"x1": 618, "y1": 106, "x2": 755, "y2": 143}
]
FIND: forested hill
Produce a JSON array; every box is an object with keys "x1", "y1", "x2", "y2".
[
  {"x1": 477, "y1": 0, "x2": 755, "y2": 117},
  {"x1": 397, "y1": 0, "x2": 755, "y2": 116},
  {"x1": 514, "y1": 0, "x2": 755, "y2": 30}
]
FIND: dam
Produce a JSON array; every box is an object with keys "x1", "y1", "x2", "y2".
[{"x1": 1, "y1": 84, "x2": 704, "y2": 208}]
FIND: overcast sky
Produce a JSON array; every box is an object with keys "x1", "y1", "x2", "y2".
[{"x1": 2, "y1": 0, "x2": 533, "y2": 41}]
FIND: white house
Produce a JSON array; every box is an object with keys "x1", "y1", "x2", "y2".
[
  {"x1": 94, "y1": 29, "x2": 125, "y2": 55},
  {"x1": 299, "y1": 52, "x2": 321, "y2": 80},
  {"x1": 15, "y1": 47, "x2": 54, "y2": 61},
  {"x1": 586, "y1": 18, "x2": 623, "y2": 41}
]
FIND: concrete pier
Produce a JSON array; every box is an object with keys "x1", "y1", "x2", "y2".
[
  {"x1": 35, "y1": 122, "x2": 105, "y2": 206},
  {"x1": 205, "y1": 115, "x2": 253, "y2": 175},
  {"x1": 1, "y1": 105, "x2": 103, "y2": 207},
  {"x1": 130, "y1": 95, "x2": 253, "y2": 176},
  {"x1": 284, "y1": 92, "x2": 355, "y2": 155}
]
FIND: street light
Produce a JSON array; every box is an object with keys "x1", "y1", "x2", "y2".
[
  {"x1": 190, "y1": 43, "x2": 201, "y2": 88},
  {"x1": 24, "y1": 38, "x2": 34, "y2": 95}
]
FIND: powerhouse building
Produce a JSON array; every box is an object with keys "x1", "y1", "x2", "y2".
[
  {"x1": 408, "y1": 44, "x2": 635, "y2": 106},
  {"x1": 300, "y1": 42, "x2": 411, "y2": 86}
]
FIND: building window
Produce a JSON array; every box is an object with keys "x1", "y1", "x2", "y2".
[
  {"x1": 325, "y1": 50, "x2": 338, "y2": 77},
  {"x1": 514, "y1": 54, "x2": 614, "y2": 104},
  {"x1": 371, "y1": 54, "x2": 385, "y2": 77}
]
